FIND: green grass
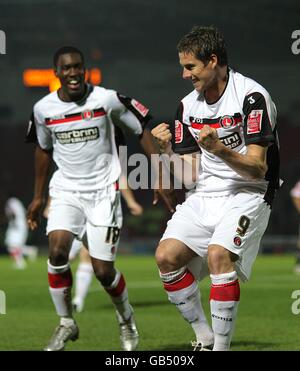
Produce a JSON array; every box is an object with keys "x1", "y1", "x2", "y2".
[{"x1": 0, "y1": 254, "x2": 300, "y2": 351}]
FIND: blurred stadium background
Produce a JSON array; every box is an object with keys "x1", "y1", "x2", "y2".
[
  {"x1": 0, "y1": 0, "x2": 300, "y2": 351},
  {"x1": 0, "y1": 0, "x2": 299, "y2": 252}
]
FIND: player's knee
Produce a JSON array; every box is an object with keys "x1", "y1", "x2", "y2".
[
  {"x1": 49, "y1": 241, "x2": 69, "y2": 266},
  {"x1": 155, "y1": 242, "x2": 179, "y2": 272},
  {"x1": 49, "y1": 245, "x2": 69, "y2": 266},
  {"x1": 208, "y1": 245, "x2": 237, "y2": 274},
  {"x1": 94, "y1": 265, "x2": 115, "y2": 286},
  {"x1": 155, "y1": 242, "x2": 168, "y2": 267},
  {"x1": 48, "y1": 232, "x2": 72, "y2": 265}
]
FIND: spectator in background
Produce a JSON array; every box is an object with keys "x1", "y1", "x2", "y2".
[
  {"x1": 290, "y1": 181, "x2": 300, "y2": 274},
  {"x1": 4, "y1": 195, "x2": 38, "y2": 269}
]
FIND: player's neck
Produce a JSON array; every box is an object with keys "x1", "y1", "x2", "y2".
[
  {"x1": 204, "y1": 66, "x2": 229, "y2": 104},
  {"x1": 57, "y1": 84, "x2": 88, "y2": 103}
]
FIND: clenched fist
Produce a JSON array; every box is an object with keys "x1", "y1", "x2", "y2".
[
  {"x1": 197, "y1": 125, "x2": 223, "y2": 154},
  {"x1": 151, "y1": 123, "x2": 172, "y2": 153}
]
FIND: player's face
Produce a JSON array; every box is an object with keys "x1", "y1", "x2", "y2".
[
  {"x1": 179, "y1": 52, "x2": 217, "y2": 93},
  {"x1": 55, "y1": 53, "x2": 86, "y2": 101}
]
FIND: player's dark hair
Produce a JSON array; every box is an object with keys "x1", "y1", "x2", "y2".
[
  {"x1": 177, "y1": 26, "x2": 228, "y2": 66},
  {"x1": 53, "y1": 46, "x2": 84, "y2": 67}
]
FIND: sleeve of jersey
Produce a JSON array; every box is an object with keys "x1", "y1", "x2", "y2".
[
  {"x1": 25, "y1": 109, "x2": 53, "y2": 150},
  {"x1": 243, "y1": 92, "x2": 275, "y2": 146},
  {"x1": 171, "y1": 102, "x2": 200, "y2": 154},
  {"x1": 108, "y1": 91, "x2": 152, "y2": 136},
  {"x1": 114, "y1": 125, "x2": 126, "y2": 147}
]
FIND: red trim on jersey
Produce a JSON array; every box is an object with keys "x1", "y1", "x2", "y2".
[
  {"x1": 115, "y1": 181, "x2": 119, "y2": 191},
  {"x1": 163, "y1": 270, "x2": 195, "y2": 292},
  {"x1": 45, "y1": 109, "x2": 106, "y2": 126},
  {"x1": 46, "y1": 116, "x2": 81, "y2": 125},
  {"x1": 93, "y1": 111, "x2": 107, "y2": 118},
  {"x1": 48, "y1": 270, "x2": 73, "y2": 289},
  {"x1": 192, "y1": 122, "x2": 221, "y2": 129},
  {"x1": 209, "y1": 279, "x2": 240, "y2": 301},
  {"x1": 191, "y1": 116, "x2": 242, "y2": 130},
  {"x1": 105, "y1": 274, "x2": 126, "y2": 297}
]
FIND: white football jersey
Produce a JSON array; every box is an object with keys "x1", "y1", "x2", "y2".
[
  {"x1": 172, "y1": 69, "x2": 280, "y2": 205},
  {"x1": 27, "y1": 85, "x2": 151, "y2": 192},
  {"x1": 5, "y1": 197, "x2": 27, "y2": 232}
]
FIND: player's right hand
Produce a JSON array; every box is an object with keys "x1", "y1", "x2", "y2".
[
  {"x1": 27, "y1": 198, "x2": 44, "y2": 230},
  {"x1": 127, "y1": 200, "x2": 144, "y2": 216},
  {"x1": 151, "y1": 123, "x2": 172, "y2": 153}
]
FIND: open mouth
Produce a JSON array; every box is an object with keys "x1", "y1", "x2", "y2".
[{"x1": 67, "y1": 79, "x2": 81, "y2": 90}]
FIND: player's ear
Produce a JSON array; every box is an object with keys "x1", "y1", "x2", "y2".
[
  {"x1": 209, "y1": 54, "x2": 218, "y2": 69},
  {"x1": 54, "y1": 67, "x2": 59, "y2": 77}
]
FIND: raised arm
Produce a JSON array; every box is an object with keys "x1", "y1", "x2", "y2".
[
  {"x1": 140, "y1": 128, "x2": 178, "y2": 213},
  {"x1": 151, "y1": 123, "x2": 200, "y2": 188},
  {"x1": 198, "y1": 125, "x2": 268, "y2": 180},
  {"x1": 109, "y1": 91, "x2": 178, "y2": 212}
]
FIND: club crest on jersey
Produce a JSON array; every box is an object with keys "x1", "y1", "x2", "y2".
[
  {"x1": 131, "y1": 99, "x2": 149, "y2": 117},
  {"x1": 233, "y1": 236, "x2": 242, "y2": 247},
  {"x1": 247, "y1": 110, "x2": 263, "y2": 134},
  {"x1": 220, "y1": 115, "x2": 234, "y2": 129},
  {"x1": 175, "y1": 120, "x2": 183, "y2": 143},
  {"x1": 82, "y1": 110, "x2": 94, "y2": 120}
]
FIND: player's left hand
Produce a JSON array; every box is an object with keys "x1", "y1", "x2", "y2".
[
  {"x1": 197, "y1": 125, "x2": 223, "y2": 153},
  {"x1": 27, "y1": 197, "x2": 44, "y2": 231}
]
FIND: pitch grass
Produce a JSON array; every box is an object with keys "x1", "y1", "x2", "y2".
[{"x1": 0, "y1": 254, "x2": 300, "y2": 351}]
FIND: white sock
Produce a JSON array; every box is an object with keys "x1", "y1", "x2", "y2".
[
  {"x1": 161, "y1": 268, "x2": 213, "y2": 345},
  {"x1": 48, "y1": 260, "x2": 73, "y2": 317},
  {"x1": 73, "y1": 262, "x2": 93, "y2": 308},
  {"x1": 210, "y1": 271, "x2": 240, "y2": 351},
  {"x1": 104, "y1": 270, "x2": 132, "y2": 322},
  {"x1": 190, "y1": 290, "x2": 214, "y2": 345}
]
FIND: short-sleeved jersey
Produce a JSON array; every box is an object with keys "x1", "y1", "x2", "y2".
[
  {"x1": 291, "y1": 181, "x2": 300, "y2": 199},
  {"x1": 26, "y1": 85, "x2": 151, "y2": 192},
  {"x1": 5, "y1": 197, "x2": 27, "y2": 231},
  {"x1": 171, "y1": 69, "x2": 280, "y2": 205}
]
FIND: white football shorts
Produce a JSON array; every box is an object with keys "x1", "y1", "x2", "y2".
[
  {"x1": 47, "y1": 184, "x2": 123, "y2": 261},
  {"x1": 161, "y1": 191, "x2": 271, "y2": 281}
]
